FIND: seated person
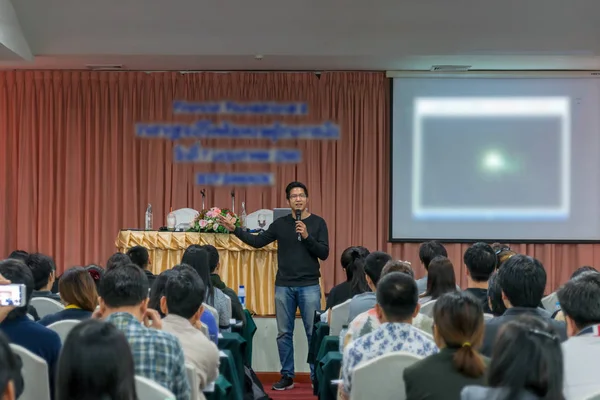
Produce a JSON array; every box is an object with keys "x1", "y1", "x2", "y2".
[
  {"x1": 486, "y1": 272, "x2": 506, "y2": 317},
  {"x1": 85, "y1": 264, "x2": 104, "y2": 291},
  {"x1": 0, "y1": 259, "x2": 61, "y2": 397},
  {"x1": 25, "y1": 253, "x2": 61, "y2": 302},
  {"x1": 203, "y1": 244, "x2": 245, "y2": 325},
  {"x1": 161, "y1": 267, "x2": 220, "y2": 398},
  {"x1": 105, "y1": 252, "x2": 131, "y2": 271},
  {"x1": 416, "y1": 241, "x2": 449, "y2": 294},
  {"x1": 0, "y1": 330, "x2": 24, "y2": 400},
  {"x1": 345, "y1": 260, "x2": 432, "y2": 348},
  {"x1": 340, "y1": 272, "x2": 438, "y2": 399},
  {"x1": 404, "y1": 291, "x2": 487, "y2": 400},
  {"x1": 326, "y1": 246, "x2": 370, "y2": 310},
  {"x1": 347, "y1": 251, "x2": 392, "y2": 323},
  {"x1": 126, "y1": 246, "x2": 156, "y2": 289},
  {"x1": 96, "y1": 263, "x2": 191, "y2": 399},
  {"x1": 463, "y1": 243, "x2": 495, "y2": 314},
  {"x1": 56, "y1": 319, "x2": 137, "y2": 400},
  {"x1": 39, "y1": 267, "x2": 98, "y2": 326},
  {"x1": 480, "y1": 255, "x2": 567, "y2": 356},
  {"x1": 419, "y1": 256, "x2": 457, "y2": 304},
  {"x1": 557, "y1": 269, "x2": 600, "y2": 399}
]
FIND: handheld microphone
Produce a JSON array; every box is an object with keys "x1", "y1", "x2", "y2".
[{"x1": 295, "y1": 210, "x2": 302, "y2": 241}]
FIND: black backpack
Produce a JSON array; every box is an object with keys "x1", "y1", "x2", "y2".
[{"x1": 243, "y1": 366, "x2": 271, "y2": 400}]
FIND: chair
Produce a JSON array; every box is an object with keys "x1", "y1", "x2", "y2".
[
  {"x1": 330, "y1": 299, "x2": 352, "y2": 336},
  {"x1": 26, "y1": 313, "x2": 35, "y2": 321},
  {"x1": 419, "y1": 300, "x2": 437, "y2": 317},
  {"x1": 30, "y1": 297, "x2": 64, "y2": 318},
  {"x1": 200, "y1": 322, "x2": 209, "y2": 337},
  {"x1": 350, "y1": 351, "x2": 423, "y2": 400},
  {"x1": 171, "y1": 208, "x2": 199, "y2": 230},
  {"x1": 185, "y1": 363, "x2": 199, "y2": 400},
  {"x1": 584, "y1": 391, "x2": 600, "y2": 400},
  {"x1": 542, "y1": 292, "x2": 559, "y2": 311},
  {"x1": 483, "y1": 313, "x2": 494, "y2": 321},
  {"x1": 245, "y1": 208, "x2": 274, "y2": 230},
  {"x1": 48, "y1": 319, "x2": 81, "y2": 343},
  {"x1": 135, "y1": 376, "x2": 176, "y2": 400},
  {"x1": 204, "y1": 303, "x2": 219, "y2": 324},
  {"x1": 10, "y1": 344, "x2": 51, "y2": 400},
  {"x1": 413, "y1": 327, "x2": 433, "y2": 341}
]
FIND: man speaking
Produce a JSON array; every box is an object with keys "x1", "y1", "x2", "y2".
[{"x1": 218, "y1": 181, "x2": 329, "y2": 391}]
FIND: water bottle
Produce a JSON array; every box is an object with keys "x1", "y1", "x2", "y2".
[
  {"x1": 339, "y1": 325, "x2": 349, "y2": 353},
  {"x1": 167, "y1": 207, "x2": 177, "y2": 231},
  {"x1": 238, "y1": 285, "x2": 246, "y2": 309},
  {"x1": 555, "y1": 301, "x2": 561, "y2": 312},
  {"x1": 145, "y1": 204, "x2": 153, "y2": 230},
  {"x1": 241, "y1": 202, "x2": 247, "y2": 229}
]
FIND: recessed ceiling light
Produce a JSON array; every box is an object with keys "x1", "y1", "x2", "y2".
[{"x1": 255, "y1": 55, "x2": 264, "y2": 60}]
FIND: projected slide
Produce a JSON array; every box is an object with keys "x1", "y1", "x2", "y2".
[{"x1": 391, "y1": 78, "x2": 600, "y2": 241}]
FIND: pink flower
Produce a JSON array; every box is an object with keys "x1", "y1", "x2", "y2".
[
  {"x1": 213, "y1": 223, "x2": 220, "y2": 231},
  {"x1": 199, "y1": 219, "x2": 208, "y2": 228},
  {"x1": 212, "y1": 207, "x2": 221, "y2": 214},
  {"x1": 206, "y1": 210, "x2": 216, "y2": 218}
]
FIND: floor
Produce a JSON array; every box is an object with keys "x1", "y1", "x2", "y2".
[{"x1": 267, "y1": 383, "x2": 316, "y2": 400}]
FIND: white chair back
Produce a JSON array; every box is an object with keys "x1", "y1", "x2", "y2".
[
  {"x1": 419, "y1": 300, "x2": 437, "y2": 317},
  {"x1": 10, "y1": 344, "x2": 51, "y2": 400},
  {"x1": 135, "y1": 376, "x2": 176, "y2": 400},
  {"x1": 330, "y1": 299, "x2": 352, "y2": 336},
  {"x1": 584, "y1": 392, "x2": 600, "y2": 400},
  {"x1": 48, "y1": 319, "x2": 81, "y2": 343},
  {"x1": 26, "y1": 313, "x2": 35, "y2": 321},
  {"x1": 245, "y1": 209, "x2": 274, "y2": 230},
  {"x1": 30, "y1": 297, "x2": 64, "y2": 318},
  {"x1": 172, "y1": 208, "x2": 199, "y2": 230},
  {"x1": 185, "y1": 363, "x2": 199, "y2": 400},
  {"x1": 542, "y1": 292, "x2": 559, "y2": 311},
  {"x1": 483, "y1": 313, "x2": 494, "y2": 321},
  {"x1": 350, "y1": 351, "x2": 423, "y2": 400},
  {"x1": 200, "y1": 322, "x2": 209, "y2": 337}
]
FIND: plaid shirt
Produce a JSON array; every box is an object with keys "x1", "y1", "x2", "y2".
[{"x1": 106, "y1": 312, "x2": 191, "y2": 400}]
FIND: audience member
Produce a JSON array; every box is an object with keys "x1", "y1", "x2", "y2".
[
  {"x1": 85, "y1": 264, "x2": 104, "y2": 291},
  {"x1": 39, "y1": 267, "x2": 98, "y2": 326},
  {"x1": 416, "y1": 241, "x2": 448, "y2": 293},
  {"x1": 487, "y1": 271, "x2": 506, "y2": 317},
  {"x1": 570, "y1": 265, "x2": 598, "y2": 279},
  {"x1": 161, "y1": 268, "x2": 220, "y2": 399},
  {"x1": 462, "y1": 315, "x2": 564, "y2": 400},
  {"x1": 340, "y1": 272, "x2": 438, "y2": 399},
  {"x1": 56, "y1": 319, "x2": 137, "y2": 400},
  {"x1": 346, "y1": 251, "x2": 392, "y2": 323},
  {"x1": 0, "y1": 259, "x2": 61, "y2": 398},
  {"x1": 25, "y1": 253, "x2": 61, "y2": 301},
  {"x1": 126, "y1": 246, "x2": 155, "y2": 288},
  {"x1": 105, "y1": 252, "x2": 130, "y2": 271},
  {"x1": 0, "y1": 330, "x2": 23, "y2": 400},
  {"x1": 404, "y1": 291, "x2": 487, "y2": 400},
  {"x1": 491, "y1": 244, "x2": 516, "y2": 269},
  {"x1": 203, "y1": 244, "x2": 245, "y2": 324},
  {"x1": 463, "y1": 243, "x2": 496, "y2": 313},
  {"x1": 182, "y1": 245, "x2": 232, "y2": 330},
  {"x1": 326, "y1": 246, "x2": 370, "y2": 310},
  {"x1": 419, "y1": 256, "x2": 457, "y2": 304},
  {"x1": 480, "y1": 255, "x2": 567, "y2": 356},
  {"x1": 7, "y1": 251, "x2": 28, "y2": 262},
  {"x1": 557, "y1": 270, "x2": 600, "y2": 399},
  {"x1": 97, "y1": 263, "x2": 190, "y2": 399}
]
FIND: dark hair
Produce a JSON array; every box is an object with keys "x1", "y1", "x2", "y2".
[
  {"x1": 8, "y1": 250, "x2": 28, "y2": 262},
  {"x1": 488, "y1": 315, "x2": 564, "y2": 400},
  {"x1": 364, "y1": 251, "x2": 393, "y2": 287},
  {"x1": 59, "y1": 267, "x2": 98, "y2": 312},
  {"x1": 165, "y1": 269, "x2": 206, "y2": 319},
  {"x1": 464, "y1": 242, "x2": 496, "y2": 282},
  {"x1": 181, "y1": 245, "x2": 214, "y2": 304},
  {"x1": 498, "y1": 255, "x2": 546, "y2": 308},
  {"x1": 148, "y1": 269, "x2": 178, "y2": 317},
  {"x1": 0, "y1": 331, "x2": 23, "y2": 399},
  {"x1": 25, "y1": 253, "x2": 56, "y2": 290},
  {"x1": 424, "y1": 256, "x2": 457, "y2": 300},
  {"x1": 285, "y1": 181, "x2": 308, "y2": 199},
  {"x1": 85, "y1": 265, "x2": 104, "y2": 291},
  {"x1": 56, "y1": 319, "x2": 137, "y2": 400},
  {"x1": 340, "y1": 246, "x2": 370, "y2": 269},
  {"x1": 557, "y1": 271, "x2": 600, "y2": 331},
  {"x1": 0, "y1": 259, "x2": 34, "y2": 319},
  {"x1": 381, "y1": 260, "x2": 414, "y2": 279},
  {"x1": 202, "y1": 245, "x2": 220, "y2": 273},
  {"x1": 376, "y1": 271, "x2": 418, "y2": 322},
  {"x1": 340, "y1": 247, "x2": 370, "y2": 295},
  {"x1": 106, "y1": 253, "x2": 131, "y2": 271},
  {"x1": 433, "y1": 292, "x2": 485, "y2": 378},
  {"x1": 487, "y1": 271, "x2": 507, "y2": 317},
  {"x1": 419, "y1": 241, "x2": 448, "y2": 270},
  {"x1": 98, "y1": 263, "x2": 148, "y2": 308},
  {"x1": 570, "y1": 266, "x2": 598, "y2": 280},
  {"x1": 125, "y1": 246, "x2": 149, "y2": 270}
]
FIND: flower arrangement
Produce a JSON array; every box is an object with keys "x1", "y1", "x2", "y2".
[{"x1": 188, "y1": 207, "x2": 240, "y2": 233}]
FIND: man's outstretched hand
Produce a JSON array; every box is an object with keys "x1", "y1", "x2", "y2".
[{"x1": 217, "y1": 214, "x2": 236, "y2": 232}]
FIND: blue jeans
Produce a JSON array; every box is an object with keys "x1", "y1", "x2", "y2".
[{"x1": 275, "y1": 284, "x2": 321, "y2": 380}]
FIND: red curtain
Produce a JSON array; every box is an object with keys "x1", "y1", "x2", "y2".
[{"x1": 0, "y1": 70, "x2": 597, "y2": 293}]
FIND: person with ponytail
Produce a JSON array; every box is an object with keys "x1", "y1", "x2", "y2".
[
  {"x1": 325, "y1": 246, "x2": 370, "y2": 310},
  {"x1": 404, "y1": 291, "x2": 487, "y2": 400}
]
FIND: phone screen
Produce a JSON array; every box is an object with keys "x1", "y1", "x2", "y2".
[{"x1": 0, "y1": 284, "x2": 25, "y2": 307}]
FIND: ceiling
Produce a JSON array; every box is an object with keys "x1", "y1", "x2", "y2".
[{"x1": 3, "y1": 0, "x2": 600, "y2": 71}]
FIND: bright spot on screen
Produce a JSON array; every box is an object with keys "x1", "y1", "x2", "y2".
[{"x1": 482, "y1": 150, "x2": 505, "y2": 171}]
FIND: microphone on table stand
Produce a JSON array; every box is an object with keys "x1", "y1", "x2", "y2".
[{"x1": 295, "y1": 209, "x2": 302, "y2": 241}]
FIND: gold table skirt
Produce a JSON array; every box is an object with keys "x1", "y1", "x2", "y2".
[{"x1": 115, "y1": 230, "x2": 325, "y2": 315}]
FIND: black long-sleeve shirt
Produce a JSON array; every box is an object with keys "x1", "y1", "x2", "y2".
[{"x1": 233, "y1": 213, "x2": 329, "y2": 287}]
